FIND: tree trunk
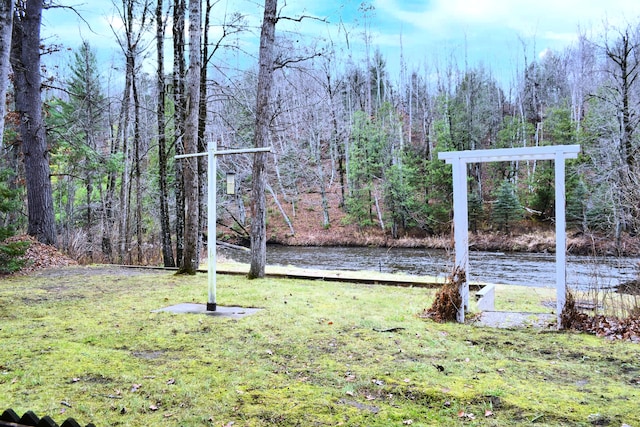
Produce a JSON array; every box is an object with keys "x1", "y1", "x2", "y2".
[
  {"x1": 156, "y1": 0, "x2": 175, "y2": 267},
  {"x1": 173, "y1": 0, "x2": 186, "y2": 268},
  {"x1": 86, "y1": 178, "x2": 93, "y2": 261},
  {"x1": 116, "y1": 2, "x2": 135, "y2": 263},
  {"x1": 248, "y1": 0, "x2": 277, "y2": 279},
  {"x1": 10, "y1": 0, "x2": 57, "y2": 246},
  {"x1": 0, "y1": 0, "x2": 13, "y2": 138},
  {"x1": 266, "y1": 183, "x2": 294, "y2": 235},
  {"x1": 177, "y1": 0, "x2": 201, "y2": 274},
  {"x1": 132, "y1": 75, "x2": 143, "y2": 264},
  {"x1": 197, "y1": 0, "x2": 211, "y2": 269}
]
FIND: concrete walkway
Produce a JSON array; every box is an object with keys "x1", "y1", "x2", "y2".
[{"x1": 471, "y1": 311, "x2": 556, "y2": 329}]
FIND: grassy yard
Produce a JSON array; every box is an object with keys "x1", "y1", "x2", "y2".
[{"x1": 0, "y1": 266, "x2": 638, "y2": 426}]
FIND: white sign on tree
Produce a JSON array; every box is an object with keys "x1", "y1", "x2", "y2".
[{"x1": 438, "y1": 144, "x2": 580, "y2": 326}]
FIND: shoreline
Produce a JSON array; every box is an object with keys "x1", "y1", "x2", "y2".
[{"x1": 261, "y1": 230, "x2": 640, "y2": 257}]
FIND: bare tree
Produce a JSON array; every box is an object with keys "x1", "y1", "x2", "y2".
[
  {"x1": 173, "y1": 0, "x2": 185, "y2": 267},
  {"x1": 0, "y1": 0, "x2": 13, "y2": 138},
  {"x1": 111, "y1": 0, "x2": 152, "y2": 263},
  {"x1": 177, "y1": 0, "x2": 201, "y2": 274},
  {"x1": 156, "y1": 0, "x2": 175, "y2": 267},
  {"x1": 604, "y1": 25, "x2": 640, "y2": 168},
  {"x1": 248, "y1": 0, "x2": 277, "y2": 279},
  {"x1": 10, "y1": 0, "x2": 57, "y2": 245}
]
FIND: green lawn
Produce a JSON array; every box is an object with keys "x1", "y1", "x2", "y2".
[{"x1": 0, "y1": 266, "x2": 638, "y2": 426}]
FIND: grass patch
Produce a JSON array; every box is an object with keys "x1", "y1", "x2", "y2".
[{"x1": 0, "y1": 265, "x2": 638, "y2": 426}]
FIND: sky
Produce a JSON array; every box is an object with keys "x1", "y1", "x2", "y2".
[{"x1": 41, "y1": 0, "x2": 640, "y2": 89}]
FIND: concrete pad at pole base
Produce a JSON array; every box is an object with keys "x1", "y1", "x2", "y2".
[{"x1": 153, "y1": 303, "x2": 262, "y2": 318}]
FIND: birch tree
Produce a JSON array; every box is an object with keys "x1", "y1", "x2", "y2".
[
  {"x1": 0, "y1": 0, "x2": 13, "y2": 138},
  {"x1": 173, "y1": 0, "x2": 185, "y2": 267}
]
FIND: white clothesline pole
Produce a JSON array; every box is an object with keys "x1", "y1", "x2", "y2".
[{"x1": 176, "y1": 145, "x2": 272, "y2": 311}]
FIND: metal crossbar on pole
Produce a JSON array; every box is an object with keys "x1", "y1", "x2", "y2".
[{"x1": 176, "y1": 144, "x2": 272, "y2": 311}]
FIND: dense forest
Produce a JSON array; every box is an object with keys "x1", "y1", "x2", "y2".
[{"x1": 2, "y1": 0, "x2": 640, "y2": 270}]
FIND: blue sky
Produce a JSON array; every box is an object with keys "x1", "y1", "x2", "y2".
[{"x1": 42, "y1": 0, "x2": 640, "y2": 89}]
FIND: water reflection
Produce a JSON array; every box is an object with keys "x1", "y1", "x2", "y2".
[{"x1": 221, "y1": 245, "x2": 640, "y2": 289}]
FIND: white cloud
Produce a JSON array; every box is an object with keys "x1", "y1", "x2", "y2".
[{"x1": 373, "y1": 0, "x2": 640, "y2": 42}]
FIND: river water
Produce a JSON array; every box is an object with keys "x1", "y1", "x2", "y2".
[{"x1": 221, "y1": 245, "x2": 640, "y2": 289}]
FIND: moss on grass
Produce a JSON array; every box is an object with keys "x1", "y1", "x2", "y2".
[{"x1": 0, "y1": 265, "x2": 638, "y2": 426}]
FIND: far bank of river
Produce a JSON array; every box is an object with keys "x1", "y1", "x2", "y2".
[{"x1": 221, "y1": 245, "x2": 640, "y2": 290}]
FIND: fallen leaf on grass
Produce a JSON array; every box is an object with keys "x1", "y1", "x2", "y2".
[
  {"x1": 149, "y1": 404, "x2": 159, "y2": 411},
  {"x1": 458, "y1": 411, "x2": 475, "y2": 420},
  {"x1": 166, "y1": 378, "x2": 175, "y2": 385},
  {"x1": 485, "y1": 410, "x2": 494, "y2": 417},
  {"x1": 131, "y1": 383, "x2": 142, "y2": 392},
  {"x1": 403, "y1": 419, "x2": 413, "y2": 425}
]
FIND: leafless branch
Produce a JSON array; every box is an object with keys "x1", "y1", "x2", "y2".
[
  {"x1": 44, "y1": 3, "x2": 96, "y2": 34},
  {"x1": 274, "y1": 51, "x2": 323, "y2": 70},
  {"x1": 277, "y1": 14, "x2": 327, "y2": 24}
]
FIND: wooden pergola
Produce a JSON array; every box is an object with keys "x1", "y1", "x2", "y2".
[{"x1": 438, "y1": 145, "x2": 581, "y2": 326}]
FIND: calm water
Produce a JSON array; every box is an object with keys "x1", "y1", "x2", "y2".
[{"x1": 221, "y1": 245, "x2": 640, "y2": 289}]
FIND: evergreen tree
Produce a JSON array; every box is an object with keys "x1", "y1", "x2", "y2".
[
  {"x1": 346, "y1": 110, "x2": 387, "y2": 227},
  {"x1": 567, "y1": 179, "x2": 588, "y2": 231},
  {"x1": 0, "y1": 168, "x2": 27, "y2": 274},
  {"x1": 468, "y1": 191, "x2": 484, "y2": 234},
  {"x1": 492, "y1": 180, "x2": 523, "y2": 233},
  {"x1": 47, "y1": 42, "x2": 109, "y2": 258}
]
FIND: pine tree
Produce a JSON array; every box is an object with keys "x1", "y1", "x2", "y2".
[
  {"x1": 47, "y1": 42, "x2": 108, "y2": 259},
  {"x1": 0, "y1": 169, "x2": 27, "y2": 274},
  {"x1": 468, "y1": 191, "x2": 484, "y2": 234},
  {"x1": 492, "y1": 180, "x2": 523, "y2": 233}
]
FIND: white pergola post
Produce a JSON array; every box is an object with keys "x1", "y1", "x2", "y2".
[
  {"x1": 439, "y1": 145, "x2": 580, "y2": 326},
  {"x1": 451, "y1": 158, "x2": 469, "y2": 322},
  {"x1": 176, "y1": 144, "x2": 272, "y2": 311},
  {"x1": 554, "y1": 150, "x2": 567, "y2": 323}
]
